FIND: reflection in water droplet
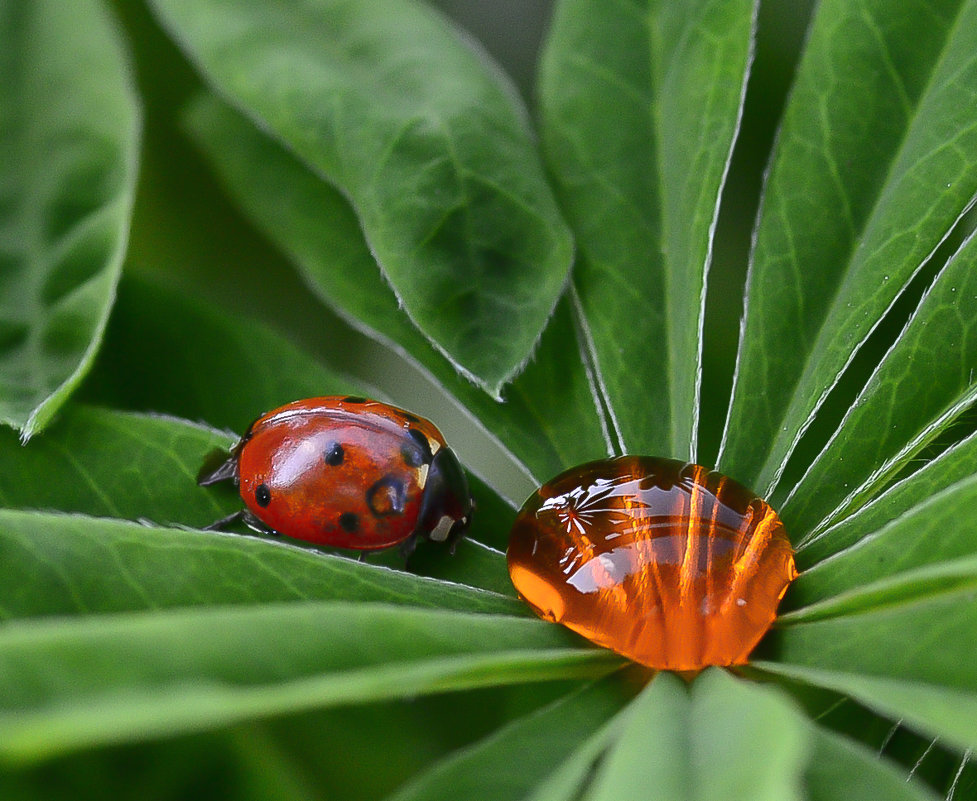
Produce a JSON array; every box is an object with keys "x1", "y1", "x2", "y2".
[{"x1": 508, "y1": 456, "x2": 796, "y2": 672}]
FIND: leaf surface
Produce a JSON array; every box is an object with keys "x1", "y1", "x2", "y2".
[
  {"x1": 148, "y1": 0, "x2": 573, "y2": 395},
  {"x1": 0, "y1": 403, "x2": 514, "y2": 599},
  {"x1": 385, "y1": 676, "x2": 632, "y2": 801},
  {"x1": 0, "y1": 0, "x2": 140, "y2": 436},
  {"x1": 0, "y1": 603, "x2": 619, "y2": 764},
  {"x1": 539, "y1": 0, "x2": 756, "y2": 459},
  {"x1": 183, "y1": 95, "x2": 608, "y2": 484},
  {"x1": 805, "y1": 727, "x2": 940, "y2": 801},
  {"x1": 720, "y1": 0, "x2": 977, "y2": 494},
  {"x1": 790, "y1": 473, "x2": 977, "y2": 605},
  {"x1": 767, "y1": 557, "x2": 977, "y2": 751},
  {"x1": 782, "y1": 230, "x2": 977, "y2": 530},
  {"x1": 795, "y1": 428, "x2": 977, "y2": 567},
  {"x1": 0, "y1": 509, "x2": 520, "y2": 620},
  {"x1": 582, "y1": 670, "x2": 808, "y2": 801},
  {"x1": 760, "y1": 661, "x2": 977, "y2": 757}
]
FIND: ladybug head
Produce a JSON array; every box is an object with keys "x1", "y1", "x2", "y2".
[{"x1": 418, "y1": 446, "x2": 474, "y2": 552}]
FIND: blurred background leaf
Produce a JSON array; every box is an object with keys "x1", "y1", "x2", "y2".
[{"x1": 0, "y1": 0, "x2": 140, "y2": 437}]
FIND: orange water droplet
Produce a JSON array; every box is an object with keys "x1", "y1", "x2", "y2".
[{"x1": 507, "y1": 457, "x2": 796, "y2": 672}]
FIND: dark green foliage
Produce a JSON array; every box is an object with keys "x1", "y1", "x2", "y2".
[{"x1": 3, "y1": 0, "x2": 977, "y2": 797}]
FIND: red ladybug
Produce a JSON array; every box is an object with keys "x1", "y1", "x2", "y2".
[{"x1": 198, "y1": 396, "x2": 473, "y2": 560}]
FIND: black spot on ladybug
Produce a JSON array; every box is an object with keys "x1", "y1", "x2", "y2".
[
  {"x1": 367, "y1": 475, "x2": 407, "y2": 517},
  {"x1": 342, "y1": 395, "x2": 366, "y2": 404},
  {"x1": 339, "y1": 512, "x2": 359, "y2": 533},
  {"x1": 406, "y1": 428, "x2": 433, "y2": 464},
  {"x1": 255, "y1": 484, "x2": 272, "y2": 507},
  {"x1": 402, "y1": 412, "x2": 420, "y2": 424},
  {"x1": 324, "y1": 442, "x2": 344, "y2": 466}
]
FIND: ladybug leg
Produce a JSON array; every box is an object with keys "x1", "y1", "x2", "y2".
[
  {"x1": 240, "y1": 510, "x2": 280, "y2": 537},
  {"x1": 447, "y1": 517, "x2": 470, "y2": 555},
  {"x1": 203, "y1": 509, "x2": 280, "y2": 538},
  {"x1": 197, "y1": 450, "x2": 239, "y2": 486},
  {"x1": 398, "y1": 531, "x2": 421, "y2": 566},
  {"x1": 357, "y1": 552, "x2": 368, "y2": 563},
  {"x1": 202, "y1": 510, "x2": 243, "y2": 531}
]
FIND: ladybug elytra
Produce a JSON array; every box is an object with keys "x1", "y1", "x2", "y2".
[{"x1": 199, "y1": 396, "x2": 473, "y2": 561}]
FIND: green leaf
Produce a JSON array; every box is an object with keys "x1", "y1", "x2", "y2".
[
  {"x1": 384, "y1": 675, "x2": 633, "y2": 801},
  {"x1": 0, "y1": 603, "x2": 620, "y2": 764},
  {"x1": 0, "y1": 405, "x2": 234, "y2": 526},
  {"x1": 83, "y1": 274, "x2": 524, "y2": 559},
  {"x1": 86, "y1": 275, "x2": 520, "y2": 533},
  {"x1": 147, "y1": 0, "x2": 573, "y2": 395},
  {"x1": 805, "y1": 727, "x2": 940, "y2": 801},
  {"x1": 765, "y1": 558, "x2": 977, "y2": 751},
  {"x1": 0, "y1": 727, "x2": 328, "y2": 801},
  {"x1": 182, "y1": 94, "x2": 609, "y2": 484},
  {"x1": 795, "y1": 428, "x2": 977, "y2": 567},
  {"x1": 0, "y1": 509, "x2": 521, "y2": 620},
  {"x1": 522, "y1": 716, "x2": 623, "y2": 801},
  {"x1": 781, "y1": 553, "x2": 977, "y2": 624},
  {"x1": 781, "y1": 229, "x2": 977, "y2": 532},
  {"x1": 0, "y1": 0, "x2": 140, "y2": 437},
  {"x1": 789, "y1": 473, "x2": 977, "y2": 605},
  {"x1": 581, "y1": 670, "x2": 808, "y2": 801},
  {"x1": 538, "y1": 0, "x2": 756, "y2": 459},
  {"x1": 760, "y1": 662, "x2": 977, "y2": 757},
  {"x1": 720, "y1": 0, "x2": 977, "y2": 494},
  {"x1": 84, "y1": 275, "x2": 357, "y2": 433}
]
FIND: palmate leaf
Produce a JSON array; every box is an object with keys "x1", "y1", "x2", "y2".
[
  {"x1": 538, "y1": 0, "x2": 756, "y2": 460},
  {"x1": 795, "y1": 428, "x2": 977, "y2": 568},
  {"x1": 719, "y1": 0, "x2": 977, "y2": 497},
  {"x1": 781, "y1": 228, "x2": 977, "y2": 532},
  {"x1": 0, "y1": 0, "x2": 139, "y2": 437},
  {"x1": 0, "y1": 510, "x2": 518, "y2": 620},
  {"x1": 790, "y1": 472, "x2": 977, "y2": 604},
  {"x1": 766, "y1": 555, "x2": 977, "y2": 753},
  {"x1": 6, "y1": 0, "x2": 977, "y2": 797},
  {"x1": 181, "y1": 95, "x2": 609, "y2": 486},
  {"x1": 146, "y1": 0, "x2": 573, "y2": 397},
  {"x1": 0, "y1": 603, "x2": 619, "y2": 764},
  {"x1": 578, "y1": 670, "x2": 809, "y2": 801},
  {"x1": 385, "y1": 675, "x2": 634, "y2": 801}
]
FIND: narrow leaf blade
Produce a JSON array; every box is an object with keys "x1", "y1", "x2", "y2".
[
  {"x1": 0, "y1": 509, "x2": 520, "y2": 620},
  {"x1": 796, "y1": 428, "x2": 977, "y2": 567},
  {"x1": 791, "y1": 473, "x2": 977, "y2": 605},
  {"x1": 721, "y1": 0, "x2": 977, "y2": 493},
  {"x1": 584, "y1": 670, "x2": 809, "y2": 801},
  {"x1": 805, "y1": 727, "x2": 941, "y2": 801},
  {"x1": 782, "y1": 230, "x2": 977, "y2": 531},
  {"x1": 766, "y1": 559, "x2": 977, "y2": 751},
  {"x1": 0, "y1": 603, "x2": 619, "y2": 764},
  {"x1": 539, "y1": 0, "x2": 756, "y2": 458},
  {"x1": 760, "y1": 661, "x2": 977, "y2": 757},
  {"x1": 385, "y1": 676, "x2": 632, "y2": 801}
]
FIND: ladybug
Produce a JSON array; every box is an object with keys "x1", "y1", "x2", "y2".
[{"x1": 198, "y1": 396, "x2": 473, "y2": 561}]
